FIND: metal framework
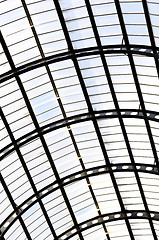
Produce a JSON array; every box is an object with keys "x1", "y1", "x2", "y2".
[{"x1": 1, "y1": 0, "x2": 159, "y2": 239}]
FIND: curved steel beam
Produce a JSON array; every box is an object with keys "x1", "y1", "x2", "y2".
[
  {"x1": 1, "y1": 163, "x2": 158, "y2": 237},
  {"x1": 57, "y1": 210, "x2": 159, "y2": 240},
  {"x1": 1, "y1": 109, "x2": 159, "y2": 161},
  {"x1": 0, "y1": 44, "x2": 159, "y2": 83}
]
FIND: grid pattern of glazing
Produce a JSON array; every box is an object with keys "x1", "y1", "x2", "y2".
[{"x1": 1, "y1": 0, "x2": 159, "y2": 239}]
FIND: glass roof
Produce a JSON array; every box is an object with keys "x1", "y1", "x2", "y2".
[{"x1": 1, "y1": 0, "x2": 159, "y2": 239}]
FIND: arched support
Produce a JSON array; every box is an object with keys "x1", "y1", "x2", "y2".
[
  {"x1": 1, "y1": 163, "x2": 158, "y2": 237},
  {"x1": 1, "y1": 108, "x2": 159, "y2": 161},
  {"x1": 0, "y1": 44, "x2": 159, "y2": 83}
]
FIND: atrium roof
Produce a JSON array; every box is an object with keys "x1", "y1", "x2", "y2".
[{"x1": 1, "y1": 0, "x2": 159, "y2": 239}]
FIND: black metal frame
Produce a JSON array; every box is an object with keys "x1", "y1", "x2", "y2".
[
  {"x1": 1, "y1": 163, "x2": 159, "y2": 237},
  {"x1": 1, "y1": 0, "x2": 159, "y2": 239},
  {"x1": 0, "y1": 44, "x2": 159, "y2": 83},
  {"x1": 1, "y1": 109, "x2": 159, "y2": 161}
]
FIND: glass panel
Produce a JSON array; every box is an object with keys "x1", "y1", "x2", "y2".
[
  {"x1": 123, "y1": 118, "x2": 154, "y2": 164},
  {"x1": 129, "y1": 219, "x2": 154, "y2": 239},
  {"x1": 1, "y1": 0, "x2": 159, "y2": 239},
  {"x1": 42, "y1": 189, "x2": 74, "y2": 236},
  {"x1": 106, "y1": 220, "x2": 132, "y2": 240},
  {"x1": 91, "y1": 0, "x2": 123, "y2": 45},
  {"x1": 121, "y1": 1, "x2": 151, "y2": 45},
  {"x1": 60, "y1": 0, "x2": 96, "y2": 49},
  {"x1": 90, "y1": 173, "x2": 121, "y2": 214}
]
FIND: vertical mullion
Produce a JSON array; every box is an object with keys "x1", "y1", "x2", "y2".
[
  {"x1": 114, "y1": 1, "x2": 158, "y2": 239},
  {"x1": 84, "y1": 0, "x2": 156, "y2": 224},
  {"x1": 53, "y1": 1, "x2": 135, "y2": 239},
  {"x1": 0, "y1": 230, "x2": 5, "y2": 240},
  {"x1": 20, "y1": 1, "x2": 110, "y2": 237},
  {"x1": 0, "y1": 108, "x2": 57, "y2": 239},
  {"x1": 114, "y1": 0, "x2": 159, "y2": 168},
  {"x1": 0, "y1": 172, "x2": 32, "y2": 240},
  {"x1": 83, "y1": 1, "x2": 137, "y2": 239},
  {"x1": 0, "y1": 31, "x2": 83, "y2": 240},
  {"x1": 0, "y1": 111, "x2": 32, "y2": 240},
  {"x1": 141, "y1": 0, "x2": 159, "y2": 166}
]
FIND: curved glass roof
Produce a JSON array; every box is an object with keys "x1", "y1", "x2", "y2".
[{"x1": 1, "y1": 0, "x2": 159, "y2": 239}]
